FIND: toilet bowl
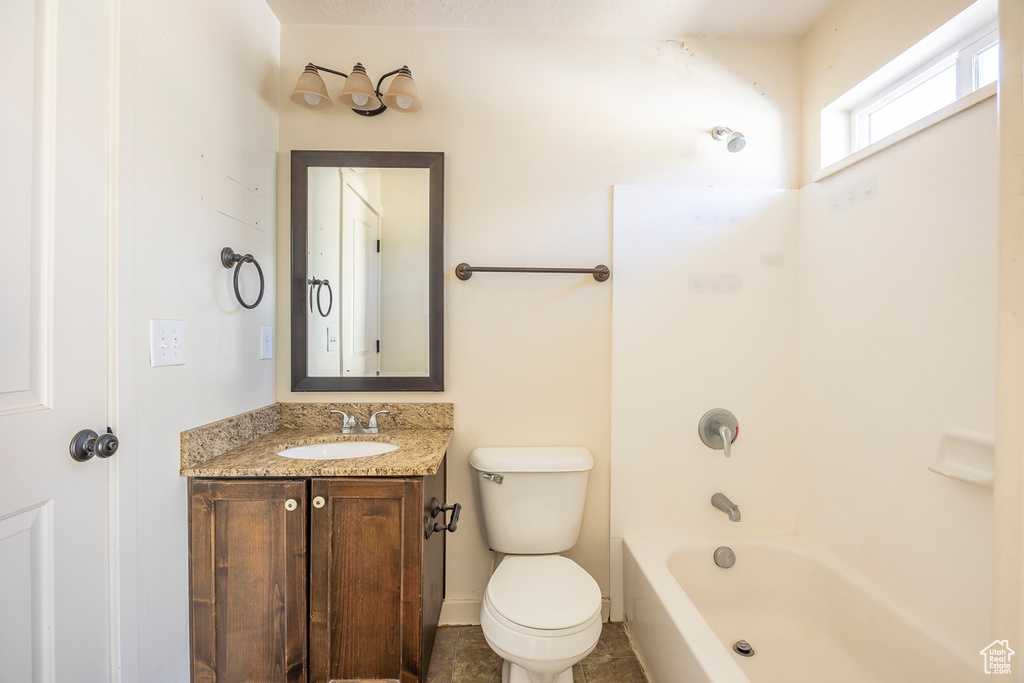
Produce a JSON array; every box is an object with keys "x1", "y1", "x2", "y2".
[
  {"x1": 469, "y1": 447, "x2": 602, "y2": 683},
  {"x1": 480, "y1": 555, "x2": 602, "y2": 683}
]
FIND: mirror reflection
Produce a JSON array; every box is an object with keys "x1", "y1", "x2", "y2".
[
  {"x1": 291, "y1": 150, "x2": 443, "y2": 392},
  {"x1": 306, "y1": 166, "x2": 430, "y2": 378}
]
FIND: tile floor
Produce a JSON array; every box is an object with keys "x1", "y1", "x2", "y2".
[{"x1": 426, "y1": 623, "x2": 649, "y2": 683}]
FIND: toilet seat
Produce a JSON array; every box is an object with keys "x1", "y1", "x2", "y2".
[{"x1": 484, "y1": 555, "x2": 601, "y2": 636}]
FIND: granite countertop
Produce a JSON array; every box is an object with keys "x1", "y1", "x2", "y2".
[{"x1": 180, "y1": 402, "x2": 453, "y2": 478}]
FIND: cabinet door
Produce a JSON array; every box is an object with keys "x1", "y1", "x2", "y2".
[
  {"x1": 310, "y1": 478, "x2": 423, "y2": 683},
  {"x1": 189, "y1": 479, "x2": 308, "y2": 683}
]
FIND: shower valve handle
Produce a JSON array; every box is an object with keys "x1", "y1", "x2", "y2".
[{"x1": 699, "y1": 409, "x2": 739, "y2": 457}]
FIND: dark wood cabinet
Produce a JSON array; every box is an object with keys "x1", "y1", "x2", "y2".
[
  {"x1": 188, "y1": 464, "x2": 446, "y2": 683},
  {"x1": 188, "y1": 479, "x2": 309, "y2": 683}
]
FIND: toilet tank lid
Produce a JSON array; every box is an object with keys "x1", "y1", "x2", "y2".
[{"x1": 470, "y1": 447, "x2": 593, "y2": 473}]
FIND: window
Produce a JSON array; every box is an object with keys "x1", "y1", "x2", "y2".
[{"x1": 851, "y1": 25, "x2": 998, "y2": 151}]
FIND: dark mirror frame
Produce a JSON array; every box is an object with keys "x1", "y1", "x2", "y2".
[{"x1": 290, "y1": 150, "x2": 444, "y2": 391}]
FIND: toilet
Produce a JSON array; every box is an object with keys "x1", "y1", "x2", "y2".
[{"x1": 470, "y1": 447, "x2": 602, "y2": 683}]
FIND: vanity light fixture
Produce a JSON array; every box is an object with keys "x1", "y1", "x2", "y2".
[{"x1": 289, "y1": 62, "x2": 422, "y2": 116}]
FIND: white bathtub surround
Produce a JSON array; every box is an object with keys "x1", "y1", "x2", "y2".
[
  {"x1": 797, "y1": 98, "x2": 996, "y2": 651},
  {"x1": 795, "y1": 0, "x2": 997, "y2": 651},
  {"x1": 622, "y1": 537, "x2": 980, "y2": 683},
  {"x1": 610, "y1": 186, "x2": 800, "y2": 617},
  {"x1": 611, "y1": 21, "x2": 997, "y2": 662}
]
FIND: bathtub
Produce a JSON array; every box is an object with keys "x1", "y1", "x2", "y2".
[{"x1": 622, "y1": 537, "x2": 982, "y2": 683}]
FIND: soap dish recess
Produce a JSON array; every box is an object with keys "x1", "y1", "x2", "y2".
[{"x1": 928, "y1": 431, "x2": 994, "y2": 488}]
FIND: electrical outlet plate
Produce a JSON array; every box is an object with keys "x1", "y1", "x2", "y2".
[
  {"x1": 327, "y1": 326, "x2": 339, "y2": 352},
  {"x1": 150, "y1": 319, "x2": 185, "y2": 367},
  {"x1": 260, "y1": 326, "x2": 273, "y2": 360}
]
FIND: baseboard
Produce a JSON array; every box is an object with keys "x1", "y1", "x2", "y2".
[
  {"x1": 439, "y1": 597, "x2": 613, "y2": 626},
  {"x1": 439, "y1": 599, "x2": 481, "y2": 625}
]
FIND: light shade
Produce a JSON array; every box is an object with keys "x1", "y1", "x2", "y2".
[
  {"x1": 381, "y1": 66, "x2": 422, "y2": 113},
  {"x1": 338, "y1": 63, "x2": 381, "y2": 111},
  {"x1": 289, "y1": 65, "x2": 334, "y2": 110}
]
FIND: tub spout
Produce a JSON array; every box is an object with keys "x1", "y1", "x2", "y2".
[{"x1": 712, "y1": 493, "x2": 741, "y2": 522}]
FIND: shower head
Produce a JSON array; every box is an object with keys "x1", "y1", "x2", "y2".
[{"x1": 712, "y1": 126, "x2": 746, "y2": 153}]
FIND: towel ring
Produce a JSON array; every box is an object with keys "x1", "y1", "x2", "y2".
[
  {"x1": 221, "y1": 247, "x2": 264, "y2": 310},
  {"x1": 307, "y1": 277, "x2": 333, "y2": 317}
]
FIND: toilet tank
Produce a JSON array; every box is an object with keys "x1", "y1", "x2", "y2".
[{"x1": 469, "y1": 447, "x2": 593, "y2": 554}]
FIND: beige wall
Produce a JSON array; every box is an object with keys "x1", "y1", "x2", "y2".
[
  {"x1": 121, "y1": 0, "x2": 280, "y2": 676},
  {"x1": 379, "y1": 169, "x2": 430, "y2": 375},
  {"x1": 277, "y1": 25, "x2": 801, "y2": 618},
  {"x1": 799, "y1": 0, "x2": 974, "y2": 184}
]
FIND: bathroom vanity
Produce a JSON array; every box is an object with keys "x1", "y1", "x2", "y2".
[{"x1": 180, "y1": 403, "x2": 454, "y2": 683}]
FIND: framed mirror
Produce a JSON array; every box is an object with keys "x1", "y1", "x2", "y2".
[{"x1": 291, "y1": 150, "x2": 443, "y2": 391}]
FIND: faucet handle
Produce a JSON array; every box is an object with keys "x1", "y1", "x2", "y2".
[
  {"x1": 367, "y1": 410, "x2": 390, "y2": 428},
  {"x1": 717, "y1": 424, "x2": 734, "y2": 458},
  {"x1": 329, "y1": 409, "x2": 356, "y2": 428},
  {"x1": 699, "y1": 409, "x2": 738, "y2": 457}
]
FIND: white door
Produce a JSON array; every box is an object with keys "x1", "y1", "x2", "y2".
[
  {"x1": 341, "y1": 180, "x2": 382, "y2": 377},
  {"x1": 0, "y1": 0, "x2": 117, "y2": 680}
]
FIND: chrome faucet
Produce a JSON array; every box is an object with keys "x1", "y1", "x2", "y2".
[
  {"x1": 712, "y1": 493, "x2": 741, "y2": 522},
  {"x1": 329, "y1": 409, "x2": 390, "y2": 435}
]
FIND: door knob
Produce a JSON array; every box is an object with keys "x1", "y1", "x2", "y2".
[{"x1": 69, "y1": 428, "x2": 119, "y2": 462}]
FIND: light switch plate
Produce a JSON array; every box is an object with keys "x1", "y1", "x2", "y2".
[
  {"x1": 150, "y1": 319, "x2": 185, "y2": 367},
  {"x1": 327, "y1": 326, "x2": 339, "y2": 352},
  {"x1": 260, "y1": 326, "x2": 273, "y2": 360}
]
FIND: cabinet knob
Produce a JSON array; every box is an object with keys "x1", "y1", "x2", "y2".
[
  {"x1": 285, "y1": 499, "x2": 298, "y2": 511},
  {"x1": 313, "y1": 496, "x2": 325, "y2": 509}
]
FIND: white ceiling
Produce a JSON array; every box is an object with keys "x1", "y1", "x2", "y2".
[{"x1": 264, "y1": 0, "x2": 841, "y2": 39}]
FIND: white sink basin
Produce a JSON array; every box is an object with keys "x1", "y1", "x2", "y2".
[{"x1": 276, "y1": 442, "x2": 399, "y2": 460}]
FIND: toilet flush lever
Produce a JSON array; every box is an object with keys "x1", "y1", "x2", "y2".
[{"x1": 481, "y1": 472, "x2": 504, "y2": 484}]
